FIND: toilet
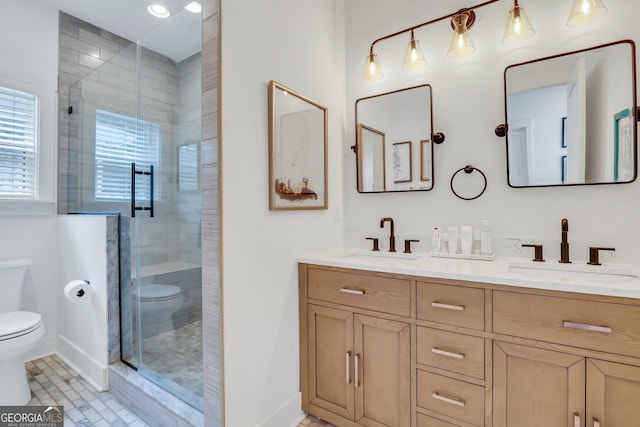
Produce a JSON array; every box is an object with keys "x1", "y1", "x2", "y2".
[
  {"x1": 0, "y1": 259, "x2": 45, "y2": 406},
  {"x1": 138, "y1": 284, "x2": 183, "y2": 338}
]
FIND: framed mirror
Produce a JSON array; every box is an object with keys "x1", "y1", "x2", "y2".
[
  {"x1": 355, "y1": 84, "x2": 434, "y2": 192},
  {"x1": 268, "y1": 80, "x2": 328, "y2": 210},
  {"x1": 503, "y1": 40, "x2": 638, "y2": 187}
]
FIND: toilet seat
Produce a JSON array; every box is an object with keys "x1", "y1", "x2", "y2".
[
  {"x1": 0, "y1": 311, "x2": 42, "y2": 341},
  {"x1": 138, "y1": 284, "x2": 182, "y2": 302}
]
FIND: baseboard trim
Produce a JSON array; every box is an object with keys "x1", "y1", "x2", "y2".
[
  {"x1": 257, "y1": 392, "x2": 305, "y2": 427},
  {"x1": 56, "y1": 335, "x2": 108, "y2": 391}
]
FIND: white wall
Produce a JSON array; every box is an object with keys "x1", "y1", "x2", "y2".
[
  {"x1": 0, "y1": 0, "x2": 59, "y2": 358},
  {"x1": 57, "y1": 215, "x2": 109, "y2": 391},
  {"x1": 220, "y1": 0, "x2": 345, "y2": 425},
  {"x1": 0, "y1": 2, "x2": 111, "y2": 394},
  {"x1": 344, "y1": 0, "x2": 640, "y2": 264}
]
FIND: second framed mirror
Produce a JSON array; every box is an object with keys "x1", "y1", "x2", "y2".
[{"x1": 355, "y1": 84, "x2": 442, "y2": 193}]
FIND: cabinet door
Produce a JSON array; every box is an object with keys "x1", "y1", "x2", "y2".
[
  {"x1": 493, "y1": 341, "x2": 585, "y2": 427},
  {"x1": 308, "y1": 305, "x2": 355, "y2": 420},
  {"x1": 354, "y1": 314, "x2": 410, "y2": 427},
  {"x1": 587, "y1": 359, "x2": 640, "y2": 427}
]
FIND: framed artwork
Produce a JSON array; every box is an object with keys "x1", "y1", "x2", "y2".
[
  {"x1": 268, "y1": 80, "x2": 328, "y2": 210},
  {"x1": 614, "y1": 108, "x2": 633, "y2": 182},
  {"x1": 561, "y1": 155, "x2": 567, "y2": 184},
  {"x1": 420, "y1": 139, "x2": 432, "y2": 181},
  {"x1": 561, "y1": 116, "x2": 567, "y2": 148},
  {"x1": 392, "y1": 141, "x2": 412, "y2": 183}
]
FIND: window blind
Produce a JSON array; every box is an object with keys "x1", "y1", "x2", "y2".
[
  {"x1": 95, "y1": 110, "x2": 160, "y2": 200},
  {"x1": 0, "y1": 87, "x2": 38, "y2": 198}
]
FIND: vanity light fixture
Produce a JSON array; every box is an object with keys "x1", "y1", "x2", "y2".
[
  {"x1": 363, "y1": 47, "x2": 384, "y2": 81},
  {"x1": 447, "y1": 11, "x2": 476, "y2": 58},
  {"x1": 567, "y1": 0, "x2": 608, "y2": 27},
  {"x1": 502, "y1": 0, "x2": 535, "y2": 43},
  {"x1": 147, "y1": 3, "x2": 170, "y2": 18},
  {"x1": 402, "y1": 30, "x2": 427, "y2": 70},
  {"x1": 184, "y1": 1, "x2": 202, "y2": 13}
]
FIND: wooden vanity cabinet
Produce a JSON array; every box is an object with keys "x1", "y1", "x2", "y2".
[
  {"x1": 300, "y1": 263, "x2": 640, "y2": 427},
  {"x1": 302, "y1": 267, "x2": 411, "y2": 427}
]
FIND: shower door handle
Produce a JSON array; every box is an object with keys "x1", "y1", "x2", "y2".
[{"x1": 131, "y1": 163, "x2": 155, "y2": 218}]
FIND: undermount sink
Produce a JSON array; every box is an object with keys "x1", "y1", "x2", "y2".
[
  {"x1": 335, "y1": 251, "x2": 421, "y2": 263},
  {"x1": 508, "y1": 261, "x2": 640, "y2": 283}
]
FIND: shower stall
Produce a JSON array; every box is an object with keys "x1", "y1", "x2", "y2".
[{"x1": 65, "y1": 9, "x2": 204, "y2": 410}]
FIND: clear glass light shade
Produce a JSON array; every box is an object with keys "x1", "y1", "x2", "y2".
[
  {"x1": 362, "y1": 52, "x2": 384, "y2": 80},
  {"x1": 567, "y1": 0, "x2": 607, "y2": 26},
  {"x1": 503, "y1": 5, "x2": 535, "y2": 43},
  {"x1": 402, "y1": 32, "x2": 427, "y2": 70},
  {"x1": 447, "y1": 14, "x2": 476, "y2": 58}
]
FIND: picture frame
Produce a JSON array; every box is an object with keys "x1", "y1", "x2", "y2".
[
  {"x1": 561, "y1": 155, "x2": 567, "y2": 184},
  {"x1": 268, "y1": 80, "x2": 328, "y2": 210},
  {"x1": 614, "y1": 108, "x2": 633, "y2": 182},
  {"x1": 561, "y1": 116, "x2": 567, "y2": 148},
  {"x1": 420, "y1": 139, "x2": 432, "y2": 182},
  {"x1": 392, "y1": 141, "x2": 412, "y2": 183}
]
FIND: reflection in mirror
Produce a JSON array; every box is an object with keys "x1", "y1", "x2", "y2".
[
  {"x1": 505, "y1": 40, "x2": 637, "y2": 187},
  {"x1": 356, "y1": 84, "x2": 434, "y2": 192},
  {"x1": 358, "y1": 124, "x2": 386, "y2": 191},
  {"x1": 178, "y1": 141, "x2": 199, "y2": 191}
]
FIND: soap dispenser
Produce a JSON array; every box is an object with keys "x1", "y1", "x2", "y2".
[{"x1": 480, "y1": 220, "x2": 493, "y2": 255}]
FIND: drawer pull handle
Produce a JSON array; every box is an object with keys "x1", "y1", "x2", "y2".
[
  {"x1": 593, "y1": 418, "x2": 600, "y2": 427},
  {"x1": 431, "y1": 347, "x2": 465, "y2": 360},
  {"x1": 346, "y1": 351, "x2": 351, "y2": 385},
  {"x1": 574, "y1": 413, "x2": 581, "y2": 427},
  {"x1": 431, "y1": 302, "x2": 465, "y2": 311},
  {"x1": 563, "y1": 321, "x2": 612, "y2": 334},
  {"x1": 340, "y1": 288, "x2": 365, "y2": 295},
  {"x1": 355, "y1": 354, "x2": 360, "y2": 388},
  {"x1": 431, "y1": 392, "x2": 465, "y2": 407}
]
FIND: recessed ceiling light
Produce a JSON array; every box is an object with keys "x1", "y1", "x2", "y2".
[
  {"x1": 147, "y1": 4, "x2": 170, "y2": 18},
  {"x1": 184, "y1": 1, "x2": 202, "y2": 13}
]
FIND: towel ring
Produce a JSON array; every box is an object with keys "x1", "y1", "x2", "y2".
[{"x1": 450, "y1": 165, "x2": 487, "y2": 201}]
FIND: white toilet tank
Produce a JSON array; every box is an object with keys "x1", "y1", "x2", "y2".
[{"x1": 0, "y1": 258, "x2": 32, "y2": 314}]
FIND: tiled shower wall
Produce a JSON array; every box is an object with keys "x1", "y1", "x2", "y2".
[
  {"x1": 58, "y1": 12, "x2": 202, "y2": 266},
  {"x1": 201, "y1": 0, "x2": 223, "y2": 425}
]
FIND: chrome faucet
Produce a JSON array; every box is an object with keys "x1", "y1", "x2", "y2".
[
  {"x1": 559, "y1": 218, "x2": 571, "y2": 263},
  {"x1": 379, "y1": 217, "x2": 396, "y2": 252}
]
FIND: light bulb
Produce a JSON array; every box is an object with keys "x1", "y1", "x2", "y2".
[
  {"x1": 402, "y1": 31, "x2": 427, "y2": 70},
  {"x1": 567, "y1": 0, "x2": 607, "y2": 26},
  {"x1": 514, "y1": 16, "x2": 522, "y2": 34},
  {"x1": 363, "y1": 51, "x2": 383, "y2": 80},
  {"x1": 503, "y1": 3, "x2": 534, "y2": 43}
]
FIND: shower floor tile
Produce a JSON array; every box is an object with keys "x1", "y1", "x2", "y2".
[
  {"x1": 140, "y1": 318, "x2": 203, "y2": 407},
  {"x1": 25, "y1": 354, "x2": 149, "y2": 427}
]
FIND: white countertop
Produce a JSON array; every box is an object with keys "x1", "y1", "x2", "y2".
[{"x1": 297, "y1": 249, "x2": 640, "y2": 299}]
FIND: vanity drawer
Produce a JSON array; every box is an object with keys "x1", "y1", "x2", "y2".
[
  {"x1": 417, "y1": 327, "x2": 484, "y2": 379},
  {"x1": 493, "y1": 291, "x2": 640, "y2": 357},
  {"x1": 307, "y1": 268, "x2": 411, "y2": 317},
  {"x1": 417, "y1": 370, "x2": 484, "y2": 426},
  {"x1": 417, "y1": 282, "x2": 485, "y2": 330},
  {"x1": 417, "y1": 413, "x2": 459, "y2": 427}
]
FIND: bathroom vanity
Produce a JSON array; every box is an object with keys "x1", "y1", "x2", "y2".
[{"x1": 298, "y1": 252, "x2": 640, "y2": 427}]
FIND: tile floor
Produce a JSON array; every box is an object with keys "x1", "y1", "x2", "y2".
[
  {"x1": 26, "y1": 355, "x2": 149, "y2": 426},
  {"x1": 27, "y1": 353, "x2": 331, "y2": 427},
  {"x1": 298, "y1": 415, "x2": 336, "y2": 427}
]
